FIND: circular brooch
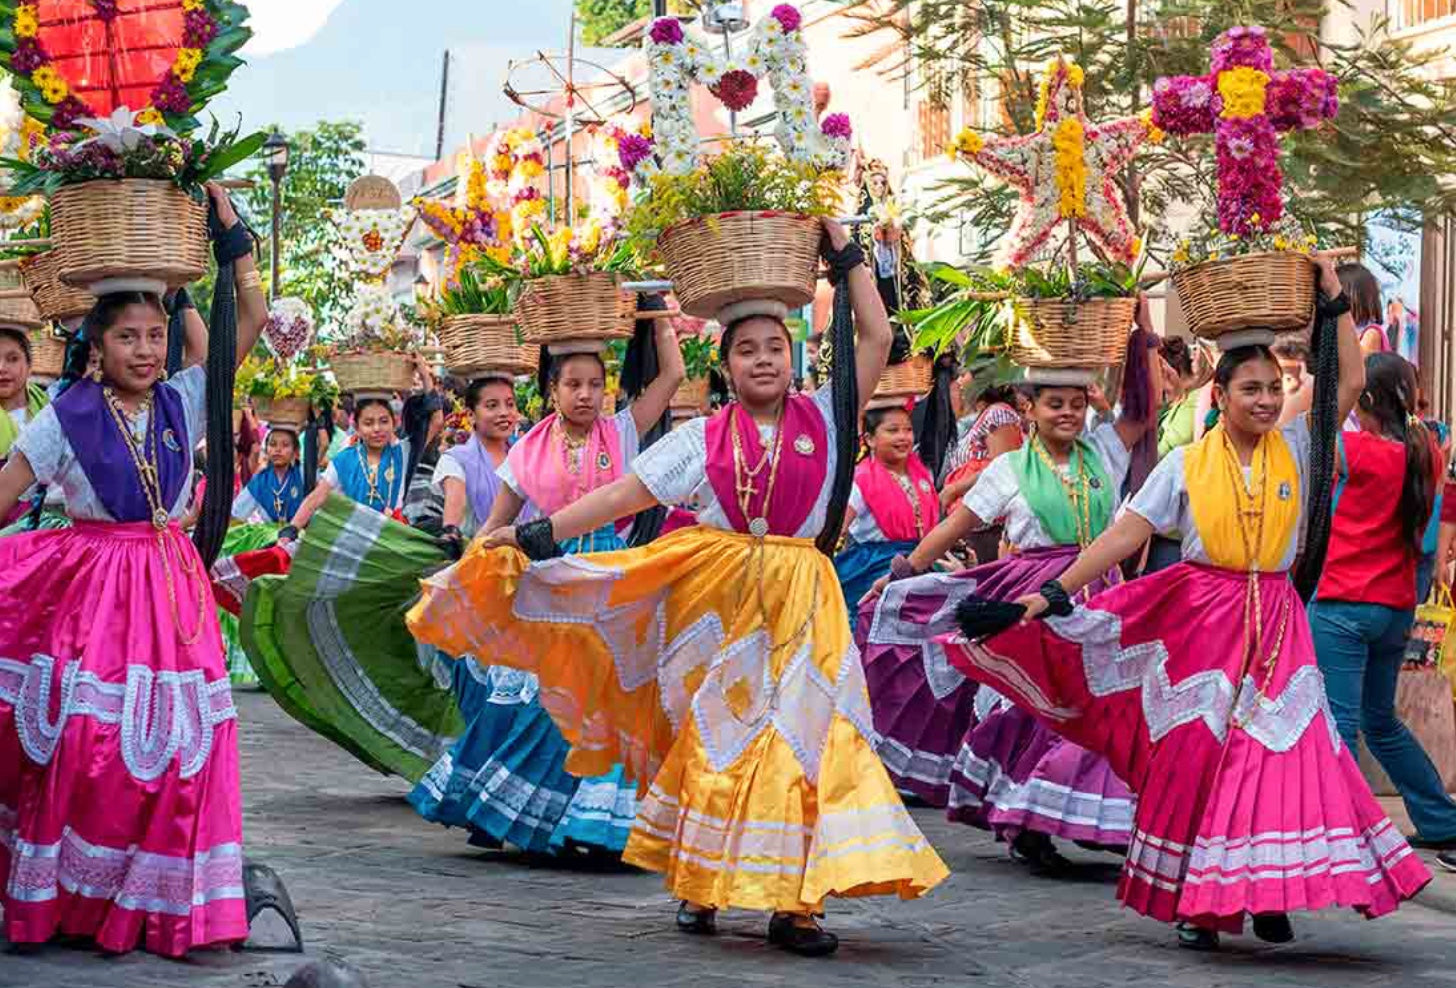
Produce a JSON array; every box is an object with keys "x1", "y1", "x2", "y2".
[{"x1": 793, "y1": 434, "x2": 815, "y2": 456}]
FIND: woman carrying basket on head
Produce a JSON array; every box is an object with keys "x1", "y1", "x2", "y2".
[{"x1": 407, "y1": 220, "x2": 948, "y2": 957}]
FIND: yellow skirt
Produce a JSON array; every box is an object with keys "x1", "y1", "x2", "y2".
[{"x1": 407, "y1": 525, "x2": 948, "y2": 913}]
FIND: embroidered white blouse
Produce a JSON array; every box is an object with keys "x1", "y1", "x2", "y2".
[
  {"x1": 633, "y1": 387, "x2": 839, "y2": 540},
  {"x1": 14, "y1": 365, "x2": 206, "y2": 523},
  {"x1": 962, "y1": 421, "x2": 1131, "y2": 550},
  {"x1": 1125, "y1": 416, "x2": 1311, "y2": 571}
]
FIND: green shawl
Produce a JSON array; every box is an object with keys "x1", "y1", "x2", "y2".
[
  {"x1": 1011, "y1": 434, "x2": 1115, "y2": 546},
  {"x1": 0, "y1": 382, "x2": 48, "y2": 457}
]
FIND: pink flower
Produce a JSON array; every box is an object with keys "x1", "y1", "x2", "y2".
[
  {"x1": 648, "y1": 18, "x2": 684, "y2": 45},
  {"x1": 1215, "y1": 116, "x2": 1283, "y2": 235},
  {"x1": 710, "y1": 69, "x2": 759, "y2": 112},
  {"x1": 184, "y1": 9, "x2": 218, "y2": 47},
  {"x1": 1266, "y1": 69, "x2": 1339, "y2": 132},
  {"x1": 1151, "y1": 75, "x2": 1216, "y2": 136},
  {"x1": 820, "y1": 112, "x2": 852, "y2": 140},
  {"x1": 1211, "y1": 25, "x2": 1273, "y2": 75},
  {"x1": 771, "y1": 4, "x2": 802, "y2": 33},
  {"x1": 616, "y1": 132, "x2": 654, "y2": 172},
  {"x1": 11, "y1": 39, "x2": 48, "y2": 74},
  {"x1": 151, "y1": 75, "x2": 192, "y2": 114}
]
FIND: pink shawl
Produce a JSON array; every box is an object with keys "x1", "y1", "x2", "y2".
[
  {"x1": 855, "y1": 454, "x2": 940, "y2": 541},
  {"x1": 704, "y1": 395, "x2": 827, "y2": 537},
  {"x1": 505, "y1": 411, "x2": 624, "y2": 516}
]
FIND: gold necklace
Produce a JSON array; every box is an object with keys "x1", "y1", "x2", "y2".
[
  {"x1": 555, "y1": 419, "x2": 590, "y2": 476},
  {"x1": 101, "y1": 386, "x2": 206, "y2": 645},
  {"x1": 1032, "y1": 435, "x2": 1094, "y2": 547},
  {"x1": 360, "y1": 446, "x2": 387, "y2": 507},
  {"x1": 731, "y1": 404, "x2": 784, "y2": 539},
  {"x1": 889, "y1": 467, "x2": 925, "y2": 537}
]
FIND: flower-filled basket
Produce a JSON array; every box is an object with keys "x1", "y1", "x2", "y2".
[
  {"x1": 1170, "y1": 247, "x2": 1316, "y2": 341},
  {"x1": 253, "y1": 395, "x2": 311, "y2": 431},
  {"x1": 422, "y1": 264, "x2": 536, "y2": 377},
  {"x1": 867, "y1": 354, "x2": 933, "y2": 410},
  {"x1": 516, "y1": 270, "x2": 636, "y2": 346},
  {"x1": 19, "y1": 249, "x2": 92, "y2": 321},
  {"x1": 28, "y1": 324, "x2": 67, "y2": 379},
  {"x1": 330, "y1": 283, "x2": 421, "y2": 396},
  {"x1": 234, "y1": 353, "x2": 337, "y2": 432},
  {"x1": 657, "y1": 211, "x2": 822, "y2": 320},
  {"x1": 1010, "y1": 296, "x2": 1138, "y2": 370},
  {"x1": 51, "y1": 177, "x2": 208, "y2": 289}
]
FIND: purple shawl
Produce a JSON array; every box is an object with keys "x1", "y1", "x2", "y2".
[
  {"x1": 704, "y1": 395, "x2": 828, "y2": 537},
  {"x1": 443, "y1": 434, "x2": 504, "y2": 526},
  {"x1": 52, "y1": 378, "x2": 188, "y2": 524}
]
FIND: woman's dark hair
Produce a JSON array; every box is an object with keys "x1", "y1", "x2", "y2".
[
  {"x1": 975, "y1": 383, "x2": 1019, "y2": 410},
  {"x1": 1028, "y1": 383, "x2": 1089, "y2": 401},
  {"x1": 353, "y1": 395, "x2": 396, "y2": 419},
  {"x1": 266, "y1": 426, "x2": 300, "y2": 452},
  {"x1": 536, "y1": 348, "x2": 607, "y2": 401},
  {"x1": 466, "y1": 376, "x2": 513, "y2": 413},
  {"x1": 864, "y1": 404, "x2": 910, "y2": 436},
  {"x1": 1272, "y1": 338, "x2": 1309, "y2": 364},
  {"x1": 0, "y1": 325, "x2": 31, "y2": 363},
  {"x1": 1337, "y1": 262, "x2": 1383, "y2": 329},
  {"x1": 1212, "y1": 344, "x2": 1278, "y2": 391},
  {"x1": 914, "y1": 351, "x2": 958, "y2": 477},
  {"x1": 1159, "y1": 336, "x2": 1193, "y2": 378},
  {"x1": 1360, "y1": 352, "x2": 1434, "y2": 554}
]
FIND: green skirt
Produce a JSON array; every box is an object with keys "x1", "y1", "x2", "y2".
[
  {"x1": 0, "y1": 506, "x2": 71, "y2": 537},
  {"x1": 218, "y1": 523, "x2": 281, "y2": 687},
  {"x1": 240, "y1": 493, "x2": 463, "y2": 781}
]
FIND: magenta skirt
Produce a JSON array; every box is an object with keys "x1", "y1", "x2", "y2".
[{"x1": 0, "y1": 522, "x2": 246, "y2": 956}]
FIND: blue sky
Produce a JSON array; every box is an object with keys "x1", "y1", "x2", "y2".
[{"x1": 212, "y1": 0, "x2": 577, "y2": 160}]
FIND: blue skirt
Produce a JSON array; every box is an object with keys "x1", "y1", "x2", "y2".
[
  {"x1": 835, "y1": 539, "x2": 918, "y2": 622},
  {"x1": 408, "y1": 524, "x2": 638, "y2": 855}
]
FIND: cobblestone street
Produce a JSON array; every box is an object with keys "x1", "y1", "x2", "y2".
[{"x1": 5, "y1": 691, "x2": 1456, "y2": 988}]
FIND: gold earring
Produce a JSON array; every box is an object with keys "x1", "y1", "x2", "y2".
[
  {"x1": 157, "y1": 368, "x2": 168, "y2": 382},
  {"x1": 89, "y1": 365, "x2": 103, "y2": 383}
]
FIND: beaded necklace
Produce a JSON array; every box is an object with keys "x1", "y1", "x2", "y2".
[{"x1": 1031, "y1": 434, "x2": 1095, "y2": 547}]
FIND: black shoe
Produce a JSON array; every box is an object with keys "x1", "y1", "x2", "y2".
[
  {"x1": 676, "y1": 901, "x2": 717, "y2": 935},
  {"x1": 1436, "y1": 851, "x2": 1456, "y2": 873},
  {"x1": 1176, "y1": 922, "x2": 1220, "y2": 952},
  {"x1": 1251, "y1": 913, "x2": 1294, "y2": 944},
  {"x1": 1407, "y1": 833, "x2": 1456, "y2": 850},
  {"x1": 1011, "y1": 831, "x2": 1072, "y2": 874},
  {"x1": 768, "y1": 914, "x2": 840, "y2": 957}
]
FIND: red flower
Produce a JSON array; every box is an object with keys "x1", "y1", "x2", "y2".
[{"x1": 710, "y1": 70, "x2": 759, "y2": 112}]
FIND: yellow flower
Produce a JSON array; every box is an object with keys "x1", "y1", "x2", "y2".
[
  {"x1": 136, "y1": 107, "x2": 165, "y2": 126},
  {"x1": 1273, "y1": 235, "x2": 1289, "y2": 250},
  {"x1": 17, "y1": 116, "x2": 45, "y2": 160},
  {"x1": 1052, "y1": 117, "x2": 1087, "y2": 219},
  {"x1": 181, "y1": 0, "x2": 205, "y2": 9},
  {"x1": 516, "y1": 157, "x2": 544, "y2": 180},
  {"x1": 1066, "y1": 63, "x2": 1085, "y2": 88},
  {"x1": 491, "y1": 153, "x2": 513, "y2": 174},
  {"x1": 40, "y1": 79, "x2": 68, "y2": 105},
  {"x1": 1172, "y1": 244, "x2": 1190, "y2": 265},
  {"x1": 1216, "y1": 66, "x2": 1270, "y2": 120},
  {"x1": 174, "y1": 48, "x2": 203, "y2": 84},
  {"x1": 30, "y1": 66, "x2": 57, "y2": 91},
  {"x1": 1139, "y1": 108, "x2": 1165, "y2": 145},
  {"x1": 13, "y1": 6, "x2": 38, "y2": 38},
  {"x1": 947, "y1": 127, "x2": 983, "y2": 159}
]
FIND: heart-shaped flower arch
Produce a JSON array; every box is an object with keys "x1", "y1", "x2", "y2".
[{"x1": 0, "y1": 0, "x2": 252, "y2": 132}]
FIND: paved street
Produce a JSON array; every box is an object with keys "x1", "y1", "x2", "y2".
[{"x1": 5, "y1": 691, "x2": 1456, "y2": 988}]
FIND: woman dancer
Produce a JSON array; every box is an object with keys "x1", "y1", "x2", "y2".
[
  {"x1": 951, "y1": 258, "x2": 1429, "y2": 949},
  {"x1": 408, "y1": 221, "x2": 947, "y2": 956},
  {"x1": 0, "y1": 184, "x2": 265, "y2": 955},
  {"x1": 834, "y1": 400, "x2": 941, "y2": 617},
  {"x1": 937, "y1": 383, "x2": 1023, "y2": 561},
  {"x1": 857, "y1": 319, "x2": 1157, "y2": 852},
  {"x1": 455, "y1": 315, "x2": 683, "y2": 855},
  {"x1": 0, "y1": 323, "x2": 47, "y2": 527},
  {"x1": 232, "y1": 426, "x2": 305, "y2": 525}
]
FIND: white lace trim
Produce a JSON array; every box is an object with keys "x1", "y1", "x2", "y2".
[
  {"x1": 0, "y1": 813, "x2": 243, "y2": 915},
  {"x1": 0, "y1": 655, "x2": 235, "y2": 781},
  {"x1": 945, "y1": 744, "x2": 1136, "y2": 832},
  {"x1": 865, "y1": 572, "x2": 974, "y2": 701}
]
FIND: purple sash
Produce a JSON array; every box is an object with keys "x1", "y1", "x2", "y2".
[
  {"x1": 443, "y1": 434, "x2": 504, "y2": 525},
  {"x1": 52, "y1": 378, "x2": 188, "y2": 524},
  {"x1": 704, "y1": 395, "x2": 828, "y2": 537}
]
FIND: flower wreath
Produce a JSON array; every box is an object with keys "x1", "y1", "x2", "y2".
[
  {"x1": 639, "y1": 4, "x2": 851, "y2": 176},
  {"x1": 2, "y1": 0, "x2": 250, "y2": 131},
  {"x1": 331, "y1": 205, "x2": 418, "y2": 281}
]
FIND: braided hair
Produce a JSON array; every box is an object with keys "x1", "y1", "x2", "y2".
[
  {"x1": 619, "y1": 294, "x2": 671, "y2": 546},
  {"x1": 192, "y1": 246, "x2": 238, "y2": 568},
  {"x1": 816, "y1": 274, "x2": 859, "y2": 557},
  {"x1": 1292, "y1": 303, "x2": 1342, "y2": 602},
  {"x1": 913, "y1": 350, "x2": 958, "y2": 478}
]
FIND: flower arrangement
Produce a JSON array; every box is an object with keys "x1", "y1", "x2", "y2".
[
  {"x1": 331, "y1": 205, "x2": 417, "y2": 280},
  {"x1": 639, "y1": 5, "x2": 852, "y2": 176},
  {"x1": 1150, "y1": 25, "x2": 1338, "y2": 237},
  {"x1": 1168, "y1": 212, "x2": 1317, "y2": 271},
  {"x1": 592, "y1": 120, "x2": 643, "y2": 220},
  {"x1": 337, "y1": 283, "x2": 422, "y2": 354},
  {"x1": 262, "y1": 297, "x2": 316, "y2": 364},
  {"x1": 946, "y1": 57, "x2": 1157, "y2": 270},
  {"x1": 0, "y1": 77, "x2": 45, "y2": 229},
  {"x1": 1, "y1": 0, "x2": 250, "y2": 133},
  {"x1": 415, "y1": 151, "x2": 516, "y2": 280},
  {"x1": 627, "y1": 139, "x2": 841, "y2": 238},
  {"x1": 440, "y1": 399, "x2": 473, "y2": 449},
  {"x1": 419, "y1": 262, "x2": 515, "y2": 321},
  {"x1": 483, "y1": 126, "x2": 548, "y2": 231},
  {"x1": 2, "y1": 111, "x2": 264, "y2": 197},
  {"x1": 235, "y1": 354, "x2": 338, "y2": 406}
]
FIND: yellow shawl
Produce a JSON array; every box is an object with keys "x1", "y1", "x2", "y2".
[{"x1": 1184, "y1": 424, "x2": 1300, "y2": 572}]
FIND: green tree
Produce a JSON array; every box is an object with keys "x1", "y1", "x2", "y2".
[
  {"x1": 844, "y1": 0, "x2": 1456, "y2": 260},
  {"x1": 576, "y1": 0, "x2": 653, "y2": 45}
]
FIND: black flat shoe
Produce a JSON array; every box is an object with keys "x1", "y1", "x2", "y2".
[
  {"x1": 676, "y1": 901, "x2": 717, "y2": 935},
  {"x1": 1011, "y1": 831, "x2": 1072, "y2": 874},
  {"x1": 1437, "y1": 851, "x2": 1456, "y2": 873},
  {"x1": 1176, "y1": 922, "x2": 1220, "y2": 952},
  {"x1": 1252, "y1": 913, "x2": 1294, "y2": 944},
  {"x1": 768, "y1": 913, "x2": 839, "y2": 957}
]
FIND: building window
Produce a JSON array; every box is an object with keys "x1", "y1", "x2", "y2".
[{"x1": 1390, "y1": 0, "x2": 1456, "y2": 30}]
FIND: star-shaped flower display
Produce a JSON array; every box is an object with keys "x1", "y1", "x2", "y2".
[{"x1": 949, "y1": 58, "x2": 1158, "y2": 270}]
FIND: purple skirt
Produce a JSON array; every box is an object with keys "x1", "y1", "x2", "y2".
[{"x1": 859, "y1": 546, "x2": 1135, "y2": 847}]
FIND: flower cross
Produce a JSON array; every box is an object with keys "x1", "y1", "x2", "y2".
[
  {"x1": 1151, "y1": 25, "x2": 1338, "y2": 237},
  {"x1": 948, "y1": 57, "x2": 1156, "y2": 269}
]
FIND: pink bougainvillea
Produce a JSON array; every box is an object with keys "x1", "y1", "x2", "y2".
[
  {"x1": 648, "y1": 17, "x2": 684, "y2": 45},
  {"x1": 770, "y1": 4, "x2": 802, "y2": 33},
  {"x1": 820, "y1": 112, "x2": 852, "y2": 140}
]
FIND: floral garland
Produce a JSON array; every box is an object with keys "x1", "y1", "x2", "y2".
[
  {"x1": 415, "y1": 151, "x2": 515, "y2": 280},
  {"x1": 639, "y1": 4, "x2": 852, "y2": 176},
  {"x1": 3, "y1": 0, "x2": 247, "y2": 132},
  {"x1": 946, "y1": 57, "x2": 1157, "y2": 269},
  {"x1": 1151, "y1": 25, "x2": 1338, "y2": 237},
  {"x1": 331, "y1": 206, "x2": 418, "y2": 281}
]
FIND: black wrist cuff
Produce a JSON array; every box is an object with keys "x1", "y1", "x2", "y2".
[
  {"x1": 212, "y1": 220, "x2": 254, "y2": 266},
  {"x1": 277, "y1": 524, "x2": 300, "y2": 542},
  {"x1": 517, "y1": 518, "x2": 563, "y2": 561},
  {"x1": 1316, "y1": 290, "x2": 1351, "y2": 321},
  {"x1": 822, "y1": 241, "x2": 866, "y2": 285},
  {"x1": 1039, "y1": 579, "x2": 1075, "y2": 617},
  {"x1": 888, "y1": 554, "x2": 920, "y2": 582}
]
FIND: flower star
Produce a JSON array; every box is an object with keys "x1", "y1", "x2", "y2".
[{"x1": 74, "y1": 106, "x2": 174, "y2": 153}]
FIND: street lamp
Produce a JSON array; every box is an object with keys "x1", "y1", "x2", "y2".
[{"x1": 262, "y1": 130, "x2": 289, "y2": 302}]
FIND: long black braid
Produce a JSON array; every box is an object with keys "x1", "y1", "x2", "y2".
[
  {"x1": 816, "y1": 260, "x2": 860, "y2": 557},
  {"x1": 914, "y1": 351, "x2": 958, "y2": 479},
  {"x1": 302, "y1": 399, "x2": 331, "y2": 495},
  {"x1": 621, "y1": 293, "x2": 670, "y2": 546},
  {"x1": 192, "y1": 201, "x2": 250, "y2": 568},
  {"x1": 163, "y1": 287, "x2": 190, "y2": 376},
  {"x1": 1292, "y1": 300, "x2": 1343, "y2": 602}
]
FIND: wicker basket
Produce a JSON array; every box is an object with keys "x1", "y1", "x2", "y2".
[
  {"x1": 439, "y1": 313, "x2": 538, "y2": 377},
  {"x1": 20, "y1": 251, "x2": 93, "y2": 322},
  {"x1": 51, "y1": 179, "x2": 209, "y2": 290},
  {"x1": 28, "y1": 326, "x2": 67, "y2": 379},
  {"x1": 255, "y1": 396, "x2": 312, "y2": 430},
  {"x1": 1171, "y1": 251, "x2": 1316, "y2": 340},
  {"x1": 671, "y1": 376, "x2": 711, "y2": 413},
  {"x1": 332, "y1": 351, "x2": 417, "y2": 395},
  {"x1": 517, "y1": 272, "x2": 635, "y2": 346},
  {"x1": 0, "y1": 290, "x2": 42, "y2": 332},
  {"x1": 657, "y1": 212, "x2": 820, "y2": 320},
  {"x1": 1009, "y1": 297, "x2": 1136, "y2": 369}
]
